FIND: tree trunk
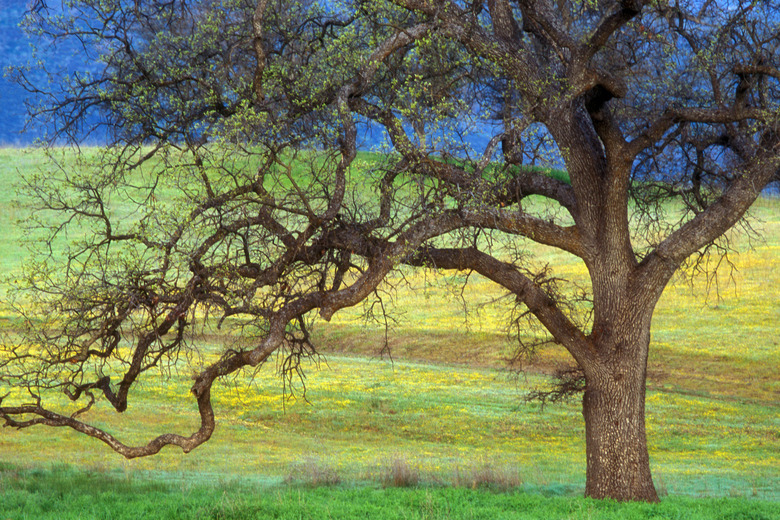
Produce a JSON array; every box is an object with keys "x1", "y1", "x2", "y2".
[{"x1": 582, "y1": 334, "x2": 659, "y2": 502}]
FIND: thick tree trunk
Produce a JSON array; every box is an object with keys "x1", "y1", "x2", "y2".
[{"x1": 581, "y1": 329, "x2": 659, "y2": 502}]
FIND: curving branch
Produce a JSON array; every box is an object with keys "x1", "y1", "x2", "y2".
[
  {"x1": 639, "y1": 153, "x2": 780, "y2": 281},
  {"x1": 1, "y1": 378, "x2": 217, "y2": 458},
  {"x1": 404, "y1": 245, "x2": 592, "y2": 365},
  {"x1": 627, "y1": 106, "x2": 774, "y2": 159},
  {"x1": 580, "y1": 1, "x2": 645, "y2": 62}
]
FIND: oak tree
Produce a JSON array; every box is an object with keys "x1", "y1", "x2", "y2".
[{"x1": 2, "y1": 0, "x2": 778, "y2": 502}]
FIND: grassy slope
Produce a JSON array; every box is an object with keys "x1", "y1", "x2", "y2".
[{"x1": 0, "y1": 148, "x2": 778, "y2": 516}]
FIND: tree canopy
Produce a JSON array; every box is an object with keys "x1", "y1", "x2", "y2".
[{"x1": 2, "y1": 0, "x2": 778, "y2": 502}]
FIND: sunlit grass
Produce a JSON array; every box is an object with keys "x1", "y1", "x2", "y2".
[
  {"x1": 0, "y1": 148, "x2": 778, "y2": 505},
  {"x1": 1, "y1": 349, "x2": 777, "y2": 498}
]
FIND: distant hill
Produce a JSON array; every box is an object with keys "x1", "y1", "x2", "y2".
[
  {"x1": 0, "y1": 0, "x2": 103, "y2": 145},
  {"x1": 0, "y1": 0, "x2": 33, "y2": 145}
]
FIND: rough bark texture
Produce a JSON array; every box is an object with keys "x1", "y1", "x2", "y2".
[
  {"x1": 583, "y1": 364, "x2": 657, "y2": 502},
  {"x1": 582, "y1": 320, "x2": 658, "y2": 502}
]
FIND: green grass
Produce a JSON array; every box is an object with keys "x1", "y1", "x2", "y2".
[
  {"x1": 0, "y1": 147, "x2": 778, "y2": 517},
  {"x1": 2, "y1": 464, "x2": 778, "y2": 519}
]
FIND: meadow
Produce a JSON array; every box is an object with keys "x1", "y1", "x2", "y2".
[{"x1": 0, "y1": 148, "x2": 778, "y2": 519}]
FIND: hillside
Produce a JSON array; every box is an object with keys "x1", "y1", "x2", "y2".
[{"x1": 0, "y1": 148, "x2": 777, "y2": 507}]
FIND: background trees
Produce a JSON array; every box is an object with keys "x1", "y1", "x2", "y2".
[{"x1": 1, "y1": 0, "x2": 778, "y2": 502}]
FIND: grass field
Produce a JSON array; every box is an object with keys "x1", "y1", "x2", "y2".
[
  {"x1": 3, "y1": 464, "x2": 779, "y2": 520},
  {"x1": 0, "y1": 148, "x2": 778, "y2": 518}
]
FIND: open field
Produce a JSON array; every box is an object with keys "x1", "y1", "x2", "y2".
[{"x1": 0, "y1": 148, "x2": 778, "y2": 517}]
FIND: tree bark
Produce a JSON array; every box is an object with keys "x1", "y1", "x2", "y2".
[{"x1": 581, "y1": 321, "x2": 659, "y2": 502}]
